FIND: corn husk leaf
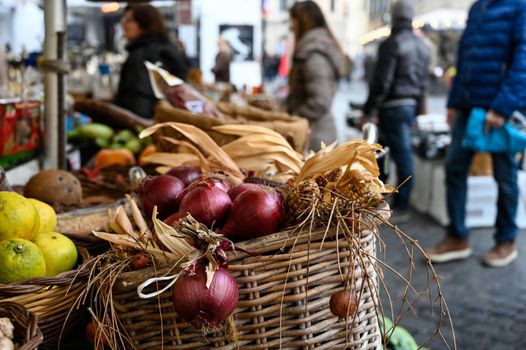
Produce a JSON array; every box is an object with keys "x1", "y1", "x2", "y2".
[
  {"x1": 125, "y1": 194, "x2": 151, "y2": 241},
  {"x1": 114, "y1": 205, "x2": 136, "y2": 237},
  {"x1": 140, "y1": 122, "x2": 244, "y2": 181},
  {"x1": 161, "y1": 137, "x2": 211, "y2": 173},
  {"x1": 156, "y1": 166, "x2": 172, "y2": 174},
  {"x1": 151, "y1": 206, "x2": 198, "y2": 259},
  {"x1": 213, "y1": 124, "x2": 284, "y2": 138},
  {"x1": 296, "y1": 140, "x2": 382, "y2": 183},
  {"x1": 224, "y1": 141, "x2": 302, "y2": 163},
  {"x1": 230, "y1": 152, "x2": 301, "y2": 174},
  {"x1": 92, "y1": 231, "x2": 178, "y2": 262},
  {"x1": 142, "y1": 152, "x2": 199, "y2": 167}
]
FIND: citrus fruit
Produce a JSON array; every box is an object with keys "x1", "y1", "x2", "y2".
[
  {"x1": 32, "y1": 232, "x2": 78, "y2": 277},
  {"x1": 0, "y1": 238, "x2": 46, "y2": 284},
  {"x1": 28, "y1": 198, "x2": 57, "y2": 233},
  {"x1": 0, "y1": 191, "x2": 40, "y2": 241}
]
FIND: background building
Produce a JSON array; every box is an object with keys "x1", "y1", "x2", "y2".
[{"x1": 263, "y1": 0, "x2": 370, "y2": 65}]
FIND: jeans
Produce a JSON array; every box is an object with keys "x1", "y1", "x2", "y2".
[
  {"x1": 445, "y1": 112, "x2": 519, "y2": 242},
  {"x1": 378, "y1": 105, "x2": 416, "y2": 211}
]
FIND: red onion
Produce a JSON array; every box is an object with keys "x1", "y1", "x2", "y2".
[
  {"x1": 221, "y1": 188, "x2": 284, "y2": 241},
  {"x1": 170, "y1": 174, "x2": 231, "y2": 214},
  {"x1": 228, "y1": 183, "x2": 263, "y2": 201},
  {"x1": 172, "y1": 264, "x2": 238, "y2": 329},
  {"x1": 189, "y1": 173, "x2": 231, "y2": 193},
  {"x1": 179, "y1": 183, "x2": 232, "y2": 228},
  {"x1": 136, "y1": 175, "x2": 185, "y2": 219},
  {"x1": 166, "y1": 166, "x2": 202, "y2": 186},
  {"x1": 164, "y1": 212, "x2": 182, "y2": 226}
]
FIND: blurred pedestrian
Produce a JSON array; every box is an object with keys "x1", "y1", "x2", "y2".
[
  {"x1": 286, "y1": 0, "x2": 346, "y2": 151},
  {"x1": 115, "y1": 4, "x2": 189, "y2": 119},
  {"x1": 426, "y1": 0, "x2": 526, "y2": 267},
  {"x1": 263, "y1": 51, "x2": 279, "y2": 81},
  {"x1": 361, "y1": 0, "x2": 430, "y2": 223},
  {"x1": 211, "y1": 37, "x2": 232, "y2": 83}
]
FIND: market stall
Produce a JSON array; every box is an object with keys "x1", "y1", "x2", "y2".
[{"x1": 0, "y1": 2, "x2": 456, "y2": 349}]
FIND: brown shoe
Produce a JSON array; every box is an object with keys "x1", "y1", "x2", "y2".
[
  {"x1": 482, "y1": 242, "x2": 518, "y2": 267},
  {"x1": 425, "y1": 235, "x2": 471, "y2": 263}
]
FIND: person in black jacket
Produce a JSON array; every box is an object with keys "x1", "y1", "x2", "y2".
[
  {"x1": 362, "y1": 0, "x2": 430, "y2": 222},
  {"x1": 115, "y1": 5, "x2": 189, "y2": 119}
]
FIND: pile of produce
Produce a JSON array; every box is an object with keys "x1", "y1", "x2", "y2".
[
  {"x1": 68, "y1": 122, "x2": 155, "y2": 168},
  {"x1": 82, "y1": 123, "x2": 453, "y2": 348},
  {"x1": 82, "y1": 122, "x2": 389, "y2": 344},
  {"x1": 0, "y1": 191, "x2": 78, "y2": 284}
]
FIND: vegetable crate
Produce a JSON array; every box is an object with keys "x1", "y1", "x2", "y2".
[{"x1": 112, "y1": 227, "x2": 380, "y2": 349}]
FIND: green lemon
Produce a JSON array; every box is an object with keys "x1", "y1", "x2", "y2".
[
  {"x1": 0, "y1": 238, "x2": 46, "y2": 284},
  {"x1": 0, "y1": 191, "x2": 40, "y2": 241},
  {"x1": 32, "y1": 232, "x2": 78, "y2": 277},
  {"x1": 28, "y1": 198, "x2": 57, "y2": 233}
]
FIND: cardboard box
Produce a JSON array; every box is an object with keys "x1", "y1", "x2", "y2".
[{"x1": 0, "y1": 99, "x2": 41, "y2": 157}]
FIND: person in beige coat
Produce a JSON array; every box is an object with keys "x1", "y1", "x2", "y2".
[{"x1": 286, "y1": 0, "x2": 346, "y2": 151}]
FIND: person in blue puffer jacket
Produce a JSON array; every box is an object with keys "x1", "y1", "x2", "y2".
[{"x1": 426, "y1": 0, "x2": 526, "y2": 267}]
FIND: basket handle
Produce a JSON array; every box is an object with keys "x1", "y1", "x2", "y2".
[{"x1": 137, "y1": 274, "x2": 179, "y2": 299}]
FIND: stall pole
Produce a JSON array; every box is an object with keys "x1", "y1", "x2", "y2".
[{"x1": 43, "y1": 0, "x2": 67, "y2": 169}]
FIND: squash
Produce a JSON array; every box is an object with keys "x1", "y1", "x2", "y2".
[
  {"x1": 138, "y1": 144, "x2": 157, "y2": 166},
  {"x1": 94, "y1": 148, "x2": 136, "y2": 169}
]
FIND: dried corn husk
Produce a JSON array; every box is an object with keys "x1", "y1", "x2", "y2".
[
  {"x1": 296, "y1": 140, "x2": 382, "y2": 184},
  {"x1": 141, "y1": 152, "x2": 198, "y2": 167},
  {"x1": 94, "y1": 197, "x2": 198, "y2": 264},
  {"x1": 214, "y1": 124, "x2": 304, "y2": 179},
  {"x1": 140, "y1": 122, "x2": 244, "y2": 182}
]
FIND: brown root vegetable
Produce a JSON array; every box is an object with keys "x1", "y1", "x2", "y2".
[
  {"x1": 329, "y1": 290, "x2": 358, "y2": 319},
  {"x1": 24, "y1": 169, "x2": 83, "y2": 206}
]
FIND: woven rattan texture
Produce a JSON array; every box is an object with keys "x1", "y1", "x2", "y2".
[
  {"x1": 0, "y1": 301, "x2": 43, "y2": 350},
  {"x1": 113, "y1": 228, "x2": 380, "y2": 349},
  {"x1": 0, "y1": 247, "x2": 92, "y2": 346}
]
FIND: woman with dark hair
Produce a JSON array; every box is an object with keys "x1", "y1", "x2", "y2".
[
  {"x1": 115, "y1": 4, "x2": 189, "y2": 119},
  {"x1": 286, "y1": 0, "x2": 346, "y2": 151}
]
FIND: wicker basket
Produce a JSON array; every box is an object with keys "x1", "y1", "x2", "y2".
[
  {"x1": 153, "y1": 100, "x2": 310, "y2": 153},
  {"x1": 0, "y1": 301, "x2": 43, "y2": 350},
  {"x1": 0, "y1": 247, "x2": 92, "y2": 346},
  {"x1": 111, "y1": 226, "x2": 380, "y2": 349}
]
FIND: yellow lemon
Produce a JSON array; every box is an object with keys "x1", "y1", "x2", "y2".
[
  {"x1": 0, "y1": 238, "x2": 46, "y2": 284},
  {"x1": 28, "y1": 198, "x2": 57, "y2": 233},
  {"x1": 32, "y1": 232, "x2": 78, "y2": 277},
  {"x1": 0, "y1": 191, "x2": 40, "y2": 241}
]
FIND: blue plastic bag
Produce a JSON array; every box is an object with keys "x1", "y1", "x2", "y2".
[{"x1": 462, "y1": 108, "x2": 526, "y2": 154}]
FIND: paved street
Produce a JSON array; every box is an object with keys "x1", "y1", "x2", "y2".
[{"x1": 381, "y1": 211, "x2": 526, "y2": 350}]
